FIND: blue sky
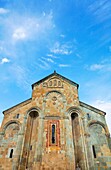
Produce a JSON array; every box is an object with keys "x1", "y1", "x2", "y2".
[{"x1": 0, "y1": 0, "x2": 111, "y2": 133}]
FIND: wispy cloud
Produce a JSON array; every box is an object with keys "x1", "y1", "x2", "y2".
[
  {"x1": 0, "y1": 8, "x2": 9, "y2": 14},
  {"x1": 1, "y1": 10, "x2": 54, "y2": 44},
  {"x1": 50, "y1": 42, "x2": 72, "y2": 55},
  {"x1": 88, "y1": 0, "x2": 111, "y2": 23},
  {"x1": 0, "y1": 10, "x2": 55, "y2": 69},
  {"x1": 109, "y1": 46, "x2": 111, "y2": 52},
  {"x1": 0, "y1": 46, "x2": 3, "y2": 51},
  {"x1": 89, "y1": 64, "x2": 105, "y2": 71},
  {"x1": 59, "y1": 64, "x2": 70, "y2": 67},
  {"x1": 47, "y1": 54, "x2": 58, "y2": 58},
  {"x1": 41, "y1": 57, "x2": 55, "y2": 63},
  {"x1": 38, "y1": 58, "x2": 50, "y2": 70},
  {"x1": 13, "y1": 28, "x2": 26, "y2": 40},
  {"x1": 38, "y1": 55, "x2": 56, "y2": 69},
  {"x1": 10, "y1": 65, "x2": 31, "y2": 91},
  {"x1": 0, "y1": 58, "x2": 10, "y2": 64},
  {"x1": 86, "y1": 57, "x2": 111, "y2": 72},
  {"x1": 75, "y1": 53, "x2": 82, "y2": 58},
  {"x1": 60, "y1": 34, "x2": 65, "y2": 38},
  {"x1": 87, "y1": 1, "x2": 111, "y2": 46},
  {"x1": 47, "y1": 58, "x2": 54, "y2": 63},
  {"x1": 91, "y1": 100, "x2": 111, "y2": 113}
]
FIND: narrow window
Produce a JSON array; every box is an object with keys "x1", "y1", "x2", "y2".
[
  {"x1": 9, "y1": 149, "x2": 13, "y2": 158},
  {"x1": 92, "y1": 145, "x2": 96, "y2": 158},
  {"x1": 30, "y1": 145, "x2": 32, "y2": 150},
  {"x1": 52, "y1": 124, "x2": 55, "y2": 144},
  {"x1": 16, "y1": 114, "x2": 19, "y2": 119},
  {"x1": 87, "y1": 113, "x2": 90, "y2": 120}
]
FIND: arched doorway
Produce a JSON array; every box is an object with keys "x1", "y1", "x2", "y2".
[
  {"x1": 22, "y1": 110, "x2": 39, "y2": 169},
  {"x1": 71, "y1": 113, "x2": 82, "y2": 169}
]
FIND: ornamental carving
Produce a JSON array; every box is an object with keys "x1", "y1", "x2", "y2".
[
  {"x1": 42, "y1": 77, "x2": 63, "y2": 88},
  {"x1": 48, "y1": 78, "x2": 63, "y2": 88},
  {"x1": 52, "y1": 96, "x2": 57, "y2": 101}
]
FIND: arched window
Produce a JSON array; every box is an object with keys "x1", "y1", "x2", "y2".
[
  {"x1": 52, "y1": 124, "x2": 56, "y2": 144},
  {"x1": 9, "y1": 149, "x2": 13, "y2": 158},
  {"x1": 47, "y1": 120, "x2": 60, "y2": 147},
  {"x1": 87, "y1": 113, "x2": 91, "y2": 120},
  {"x1": 92, "y1": 145, "x2": 96, "y2": 158},
  {"x1": 16, "y1": 114, "x2": 19, "y2": 119}
]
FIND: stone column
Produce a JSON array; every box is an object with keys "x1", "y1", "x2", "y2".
[
  {"x1": 34, "y1": 117, "x2": 44, "y2": 163},
  {"x1": 65, "y1": 117, "x2": 75, "y2": 169},
  {"x1": 12, "y1": 115, "x2": 27, "y2": 170},
  {"x1": 79, "y1": 117, "x2": 89, "y2": 170}
]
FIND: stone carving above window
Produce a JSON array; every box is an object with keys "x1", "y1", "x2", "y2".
[
  {"x1": 43, "y1": 78, "x2": 63, "y2": 88},
  {"x1": 52, "y1": 96, "x2": 57, "y2": 101}
]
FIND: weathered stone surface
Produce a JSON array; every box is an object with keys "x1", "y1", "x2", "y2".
[{"x1": 0, "y1": 72, "x2": 111, "y2": 170}]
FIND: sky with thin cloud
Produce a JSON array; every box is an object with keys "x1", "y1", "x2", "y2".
[{"x1": 0, "y1": 0, "x2": 111, "y2": 134}]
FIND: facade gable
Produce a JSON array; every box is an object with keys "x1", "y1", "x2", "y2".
[{"x1": 32, "y1": 71, "x2": 79, "y2": 89}]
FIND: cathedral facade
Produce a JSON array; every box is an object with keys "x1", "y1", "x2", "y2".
[{"x1": 0, "y1": 71, "x2": 111, "y2": 170}]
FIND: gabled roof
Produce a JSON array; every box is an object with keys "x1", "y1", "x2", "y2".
[
  {"x1": 80, "y1": 101, "x2": 106, "y2": 115},
  {"x1": 3, "y1": 98, "x2": 32, "y2": 114},
  {"x1": 32, "y1": 71, "x2": 79, "y2": 89}
]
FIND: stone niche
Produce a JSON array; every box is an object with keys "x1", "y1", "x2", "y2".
[{"x1": 43, "y1": 77, "x2": 63, "y2": 88}]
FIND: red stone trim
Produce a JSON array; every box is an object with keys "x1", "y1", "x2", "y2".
[{"x1": 46, "y1": 120, "x2": 60, "y2": 147}]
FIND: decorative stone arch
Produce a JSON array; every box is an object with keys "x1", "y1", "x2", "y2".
[
  {"x1": 47, "y1": 76, "x2": 63, "y2": 88},
  {"x1": 27, "y1": 106, "x2": 42, "y2": 117},
  {"x1": 43, "y1": 90, "x2": 67, "y2": 117},
  {"x1": 2, "y1": 120, "x2": 21, "y2": 133},
  {"x1": 88, "y1": 120, "x2": 110, "y2": 137},
  {"x1": 44, "y1": 90, "x2": 66, "y2": 102},
  {"x1": 67, "y1": 106, "x2": 84, "y2": 118}
]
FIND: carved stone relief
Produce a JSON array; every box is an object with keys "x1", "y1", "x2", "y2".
[{"x1": 43, "y1": 77, "x2": 63, "y2": 88}]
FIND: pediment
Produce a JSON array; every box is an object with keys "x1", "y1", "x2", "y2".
[{"x1": 32, "y1": 71, "x2": 79, "y2": 89}]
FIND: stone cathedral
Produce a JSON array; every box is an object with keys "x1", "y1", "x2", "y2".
[{"x1": 0, "y1": 71, "x2": 111, "y2": 170}]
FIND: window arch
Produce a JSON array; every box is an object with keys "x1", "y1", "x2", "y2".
[
  {"x1": 45, "y1": 90, "x2": 66, "y2": 102},
  {"x1": 27, "y1": 107, "x2": 40, "y2": 117},
  {"x1": 67, "y1": 106, "x2": 83, "y2": 117},
  {"x1": 52, "y1": 124, "x2": 56, "y2": 144},
  {"x1": 3, "y1": 120, "x2": 20, "y2": 132},
  {"x1": 4, "y1": 123, "x2": 20, "y2": 138},
  {"x1": 88, "y1": 120, "x2": 110, "y2": 137}
]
